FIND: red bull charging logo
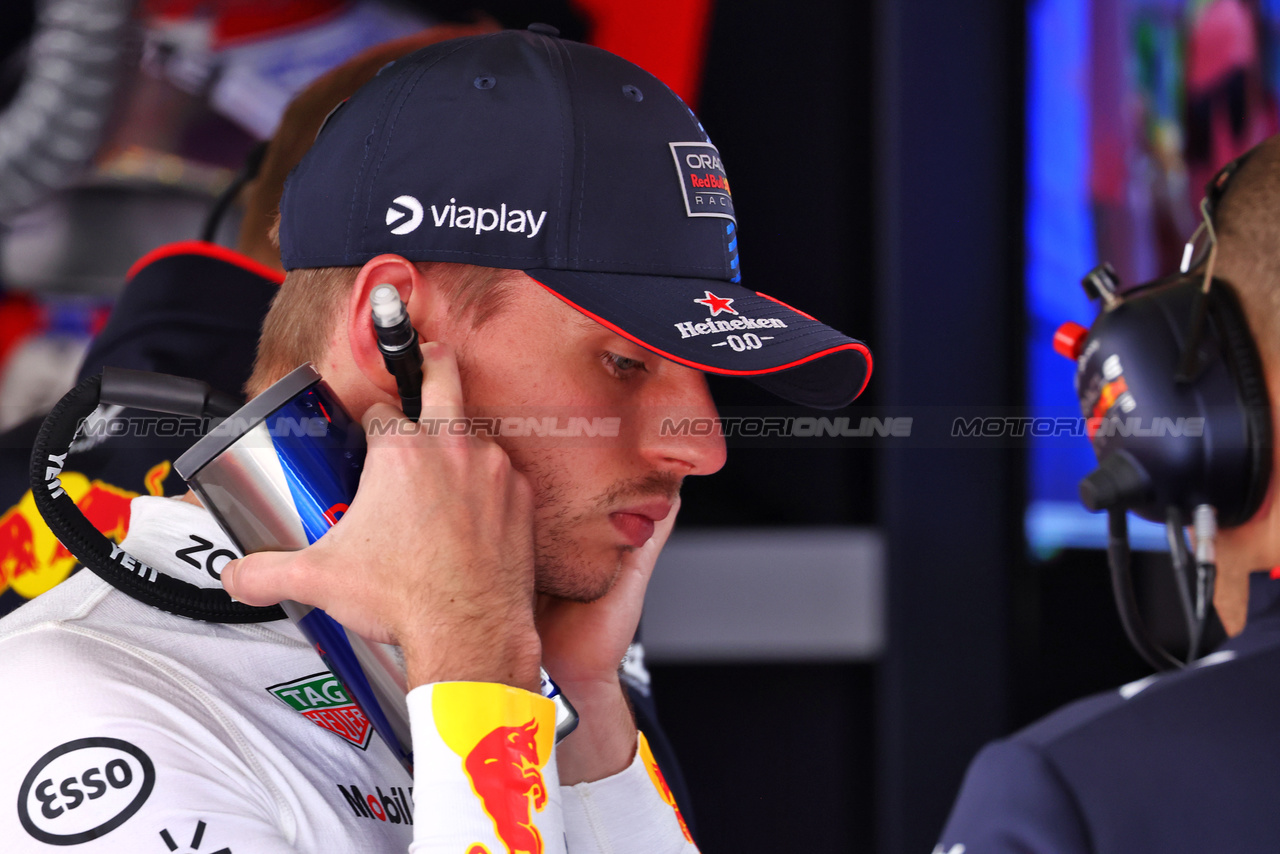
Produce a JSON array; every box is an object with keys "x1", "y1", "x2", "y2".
[
  {"x1": 639, "y1": 732, "x2": 695, "y2": 844},
  {"x1": 464, "y1": 720, "x2": 547, "y2": 854},
  {"x1": 0, "y1": 462, "x2": 169, "y2": 600},
  {"x1": 432, "y1": 683, "x2": 555, "y2": 854}
]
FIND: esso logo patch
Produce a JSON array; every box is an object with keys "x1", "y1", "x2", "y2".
[{"x1": 18, "y1": 738, "x2": 155, "y2": 844}]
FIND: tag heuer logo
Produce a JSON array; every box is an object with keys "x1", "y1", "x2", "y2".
[{"x1": 267, "y1": 673, "x2": 372, "y2": 750}]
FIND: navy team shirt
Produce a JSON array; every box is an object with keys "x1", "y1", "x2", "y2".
[{"x1": 936, "y1": 570, "x2": 1280, "y2": 853}]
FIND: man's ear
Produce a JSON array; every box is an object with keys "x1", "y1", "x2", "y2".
[{"x1": 346, "y1": 254, "x2": 434, "y2": 394}]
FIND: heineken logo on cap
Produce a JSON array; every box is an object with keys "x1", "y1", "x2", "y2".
[
  {"x1": 670, "y1": 142, "x2": 736, "y2": 221},
  {"x1": 694, "y1": 291, "x2": 737, "y2": 316},
  {"x1": 267, "y1": 672, "x2": 373, "y2": 750}
]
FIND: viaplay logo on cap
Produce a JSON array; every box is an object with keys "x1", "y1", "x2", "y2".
[
  {"x1": 386, "y1": 196, "x2": 424, "y2": 235},
  {"x1": 385, "y1": 194, "x2": 549, "y2": 239},
  {"x1": 670, "y1": 142, "x2": 735, "y2": 221}
]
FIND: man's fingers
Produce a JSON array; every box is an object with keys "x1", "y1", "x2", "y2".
[
  {"x1": 361, "y1": 401, "x2": 406, "y2": 436},
  {"x1": 627, "y1": 496, "x2": 681, "y2": 581},
  {"x1": 359, "y1": 342, "x2": 466, "y2": 438},
  {"x1": 221, "y1": 551, "x2": 307, "y2": 607},
  {"x1": 650, "y1": 496, "x2": 681, "y2": 553},
  {"x1": 603, "y1": 497, "x2": 681, "y2": 610},
  {"x1": 418, "y1": 341, "x2": 465, "y2": 423}
]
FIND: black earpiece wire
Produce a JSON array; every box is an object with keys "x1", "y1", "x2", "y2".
[{"x1": 1109, "y1": 510, "x2": 1184, "y2": 671}]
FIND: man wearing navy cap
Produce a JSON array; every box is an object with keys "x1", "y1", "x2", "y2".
[{"x1": 0, "y1": 28, "x2": 869, "y2": 852}]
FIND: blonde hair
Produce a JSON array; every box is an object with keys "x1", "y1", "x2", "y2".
[{"x1": 246, "y1": 261, "x2": 515, "y2": 397}]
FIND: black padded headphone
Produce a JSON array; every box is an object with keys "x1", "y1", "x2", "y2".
[
  {"x1": 1056, "y1": 149, "x2": 1272, "y2": 669},
  {"x1": 1060, "y1": 151, "x2": 1272, "y2": 529}
]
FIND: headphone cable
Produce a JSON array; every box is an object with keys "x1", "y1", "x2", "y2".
[
  {"x1": 1109, "y1": 509, "x2": 1184, "y2": 671},
  {"x1": 1165, "y1": 507, "x2": 1199, "y2": 662}
]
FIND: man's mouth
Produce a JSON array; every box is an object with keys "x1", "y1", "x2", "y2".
[{"x1": 608, "y1": 501, "x2": 673, "y2": 548}]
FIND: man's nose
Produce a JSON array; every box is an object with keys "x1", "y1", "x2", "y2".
[{"x1": 639, "y1": 367, "x2": 727, "y2": 477}]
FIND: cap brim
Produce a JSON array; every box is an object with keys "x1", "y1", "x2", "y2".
[{"x1": 525, "y1": 269, "x2": 872, "y2": 409}]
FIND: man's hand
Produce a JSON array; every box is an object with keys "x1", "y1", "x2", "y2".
[
  {"x1": 221, "y1": 343, "x2": 542, "y2": 692},
  {"x1": 536, "y1": 499, "x2": 680, "y2": 784}
]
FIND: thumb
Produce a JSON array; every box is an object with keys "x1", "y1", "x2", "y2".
[
  {"x1": 636, "y1": 496, "x2": 681, "y2": 572},
  {"x1": 220, "y1": 550, "x2": 305, "y2": 607},
  {"x1": 618, "y1": 496, "x2": 681, "y2": 589},
  {"x1": 650, "y1": 496, "x2": 681, "y2": 553}
]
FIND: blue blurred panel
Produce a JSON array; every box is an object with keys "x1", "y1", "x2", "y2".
[
  {"x1": 1027, "y1": 0, "x2": 1106, "y2": 547},
  {"x1": 1027, "y1": 500, "x2": 1171, "y2": 557}
]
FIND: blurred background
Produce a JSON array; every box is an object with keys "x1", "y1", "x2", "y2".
[{"x1": 0, "y1": 0, "x2": 1267, "y2": 851}]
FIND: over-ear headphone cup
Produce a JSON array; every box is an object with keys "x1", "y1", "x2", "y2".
[{"x1": 1207, "y1": 281, "x2": 1272, "y2": 525}]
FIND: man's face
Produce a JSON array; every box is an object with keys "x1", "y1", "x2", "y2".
[{"x1": 442, "y1": 275, "x2": 727, "y2": 602}]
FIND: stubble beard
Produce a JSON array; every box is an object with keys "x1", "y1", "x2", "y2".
[{"x1": 524, "y1": 462, "x2": 681, "y2": 603}]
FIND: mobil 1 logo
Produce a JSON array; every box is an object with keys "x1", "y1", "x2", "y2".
[{"x1": 18, "y1": 737, "x2": 155, "y2": 844}]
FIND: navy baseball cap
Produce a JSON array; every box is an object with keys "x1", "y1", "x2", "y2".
[{"x1": 280, "y1": 26, "x2": 871, "y2": 408}]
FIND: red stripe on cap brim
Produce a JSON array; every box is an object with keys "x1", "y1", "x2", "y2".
[
  {"x1": 533, "y1": 281, "x2": 873, "y2": 400},
  {"x1": 757, "y1": 290, "x2": 818, "y2": 321}
]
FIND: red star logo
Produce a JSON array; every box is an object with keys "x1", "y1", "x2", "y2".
[{"x1": 694, "y1": 291, "x2": 737, "y2": 316}]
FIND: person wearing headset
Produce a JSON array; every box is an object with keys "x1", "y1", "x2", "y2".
[
  {"x1": 934, "y1": 137, "x2": 1280, "y2": 853},
  {"x1": 0, "y1": 28, "x2": 870, "y2": 853}
]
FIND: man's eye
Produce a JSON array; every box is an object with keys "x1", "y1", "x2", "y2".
[{"x1": 603, "y1": 352, "x2": 647, "y2": 376}]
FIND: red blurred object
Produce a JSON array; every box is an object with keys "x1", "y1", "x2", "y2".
[
  {"x1": 1053, "y1": 321, "x2": 1089, "y2": 360},
  {"x1": 0, "y1": 294, "x2": 43, "y2": 370},
  {"x1": 141, "y1": 0, "x2": 347, "y2": 45},
  {"x1": 574, "y1": 0, "x2": 715, "y2": 109}
]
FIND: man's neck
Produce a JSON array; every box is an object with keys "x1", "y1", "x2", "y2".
[{"x1": 1215, "y1": 564, "x2": 1253, "y2": 637}]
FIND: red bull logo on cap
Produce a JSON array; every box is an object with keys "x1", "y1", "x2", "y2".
[{"x1": 432, "y1": 683, "x2": 555, "y2": 854}]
